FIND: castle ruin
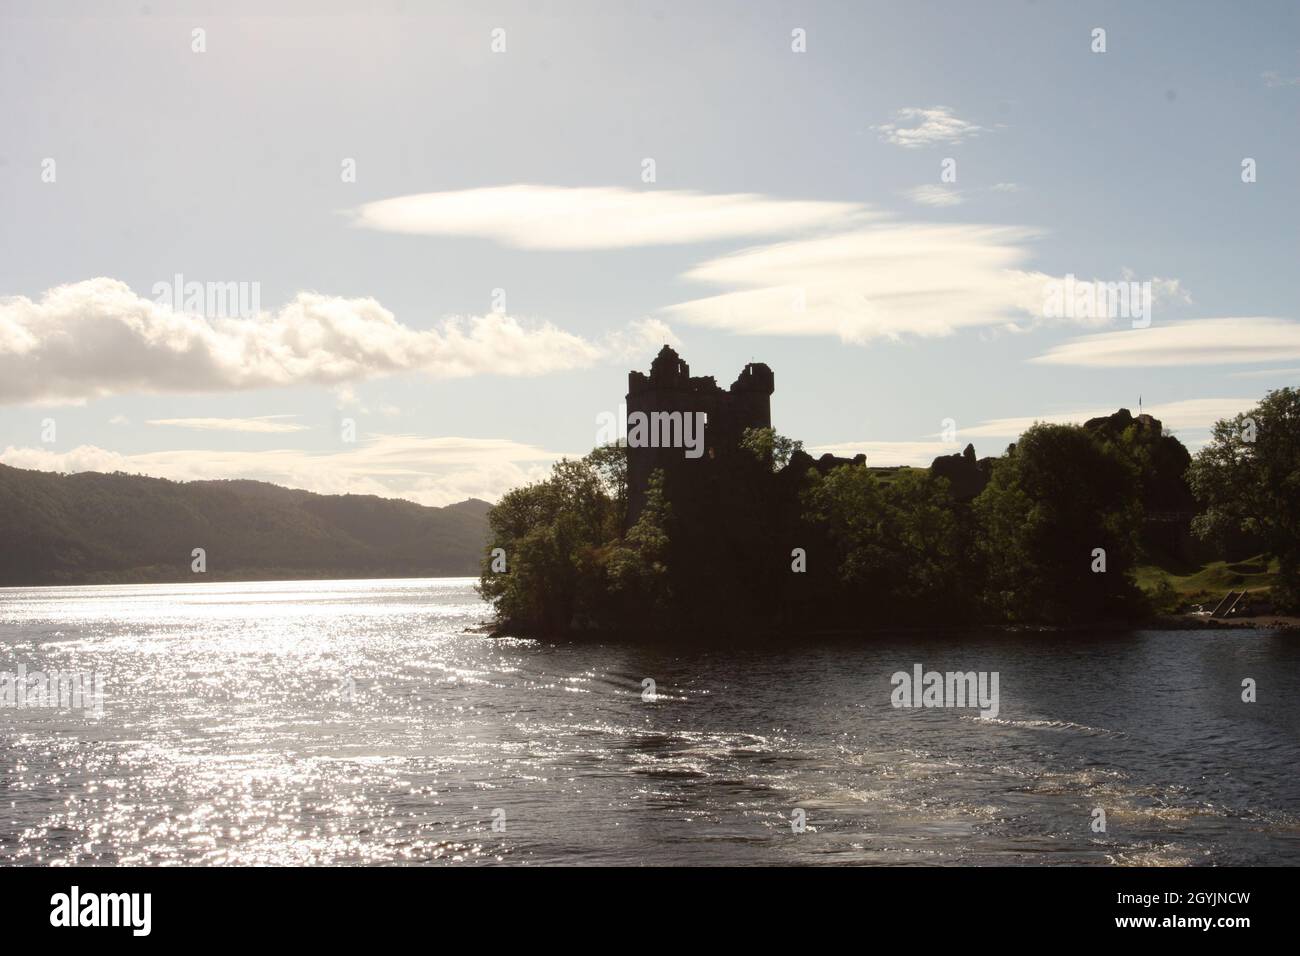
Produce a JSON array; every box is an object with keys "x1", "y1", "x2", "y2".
[{"x1": 625, "y1": 345, "x2": 774, "y2": 524}]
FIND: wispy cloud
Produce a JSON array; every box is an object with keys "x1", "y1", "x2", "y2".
[
  {"x1": 350, "y1": 185, "x2": 869, "y2": 250},
  {"x1": 660, "y1": 224, "x2": 1119, "y2": 344},
  {"x1": 1030, "y1": 317, "x2": 1300, "y2": 368},
  {"x1": 0, "y1": 278, "x2": 652, "y2": 405},
  {"x1": 906, "y1": 182, "x2": 1026, "y2": 207},
  {"x1": 603, "y1": 317, "x2": 680, "y2": 360},
  {"x1": 1228, "y1": 366, "x2": 1300, "y2": 379},
  {"x1": 0, "y1": 435, "x2": 575, "y2": 507},
  {"x1": 351, "y1": 184, "x2": 1180, "y2": 350},
  {"x1": 873, "y1": 106, "x2": 986, "y2": 149},
  {"x1": 1263, "y1": 70, "x2": 1300, "y2": 87},
  {"x1": 905, "y1": 184, "x2": 965, "y2": 207},
  {"x1": 146, "y1": 416, "x2": 309, "y2": 434}
]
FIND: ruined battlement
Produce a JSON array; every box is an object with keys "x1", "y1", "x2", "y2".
[{"x1": 625, "y1": 346, "x2": 773, "y2": 524}]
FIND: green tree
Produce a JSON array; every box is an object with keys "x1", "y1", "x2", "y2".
[
  {"x1": 477, "y1": 450, "x2": 622, "y2": 633},
  {"x1": 740, "y1": 426, "x2": 803, "y2": 472},
  {"x1": 801, "y1": 462, "x2": 890, "y2": 592},
  {"x1": 974, "y1": 423, "x2": 1144, "y2": 623},
  {"x1": 596, "y1": 469, "x2": 673, "y2": 629},
  {"x1": 800, "y1": 464, "x2": 971, "y2": 621},
  {"x1": 585, "y1": 443, "x2": 629, "y2": 534},
  {"x1": 1189, "y1": 388, "x2": 1300, "y2": 610},
  {"x1": 880, "y1": 469, "x2": 970, "y2": 611}
]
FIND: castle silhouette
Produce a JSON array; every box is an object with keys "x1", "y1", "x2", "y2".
[
  {"x1": 626, "y1": 345, "x2": 773, "y2": 523},
  {"x1": 624, "y1": 345, "x2": 996, "y2": 524}
]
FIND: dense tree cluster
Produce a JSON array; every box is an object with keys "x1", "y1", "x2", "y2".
[
  {"x1": 1189, "y1": 387, "x2": 1300, "y2": 610},
  {"x1": 480, "y1": 388, "x2": 1300, "y2": 635}
]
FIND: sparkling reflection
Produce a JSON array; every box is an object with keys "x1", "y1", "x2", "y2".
[{"x1": 1, "y1": 578, "x2": 1298, "y2": 865}]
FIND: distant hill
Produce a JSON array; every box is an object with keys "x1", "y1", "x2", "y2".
[{"x1": 0, "y1": 463, "x2": 491, "y2": 586}]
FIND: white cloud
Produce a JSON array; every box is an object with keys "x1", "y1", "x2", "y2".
[
  {"x1": 1030, "y1": 318, "x2": 1300, "y2": 368},
  {"x1": 907, "y1": 183, "x2": 1028, "y2": 207},
  {"x1": 602, "y1": 317, "x2": 679, "y2": 361},
  {"x1": 661, "y1": 224, "x2": 1068, "y2": 344},
  {"x1": 1228, "y1": 366, "x2": 1300, "y2": 379},
  {"x1": 0, "y1": 278, "x2": 641, "y2": 405},
  {"x1": 350, "y1": 184, "x2": 869, "y2": 250},
  {"x1": 663, "y1": 229, "x2": 1190, "y2": 345},
  {"x1": 905, "y1": 184, "x2": 965, "y2": 207},
  {"x1": 1263, "y1": 71, "x2": 1300, "y2": 88},
  {"x1": 146, "y1": 416, "x2": 309, "y2": 433},
  {"x1": 351, "y1": 184, "x2": 1183, "y2": 350},
  {"x1": 873, "y1": 106, "x2": 985, "y2": 149},
  {"x1": 0, "y1": 434, "x2": 575, "y2": 507},
  {"x1": 333, "y1": 384, "x2": 360, "y2": 409}
]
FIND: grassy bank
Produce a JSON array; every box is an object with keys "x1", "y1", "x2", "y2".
[{"x1": 1135, "y1": 554, "x2": 1279, "y2": 612}]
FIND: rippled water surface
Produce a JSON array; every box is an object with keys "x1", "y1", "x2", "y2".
[{"x1": 2, "y1": 578, "x2": 1298, "y2": 865}]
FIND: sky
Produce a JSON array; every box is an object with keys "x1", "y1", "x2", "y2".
[{"x1": 2, "y1": 0, "x2": 1298, "y2": 506}]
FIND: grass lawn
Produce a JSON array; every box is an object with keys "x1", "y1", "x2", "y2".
[{"x1": 1134, "y1": 554, "x2": 1279, "y2": 612}]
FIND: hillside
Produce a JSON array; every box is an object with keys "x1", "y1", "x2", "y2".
[{"x1": 0, "y1": 463, "x2": 491, "y2": 586}]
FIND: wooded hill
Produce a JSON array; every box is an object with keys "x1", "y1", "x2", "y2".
[{"x1": 0, "y1": 463, "x2": 490, "y2": 585}]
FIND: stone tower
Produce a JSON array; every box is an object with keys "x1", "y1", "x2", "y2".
[{"x1": 625, "y1": 345, "x2": 774, "y2": 524}]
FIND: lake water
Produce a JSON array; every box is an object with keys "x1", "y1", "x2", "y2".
[{"x1": 1, "y1": 577, "x2": 1298, "y2": 865}]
